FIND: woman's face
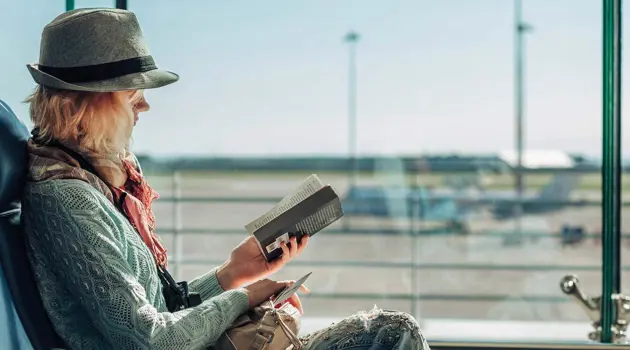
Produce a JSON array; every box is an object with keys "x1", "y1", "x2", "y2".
[{"x1": 124, "y1": 90, "x2": 150, "y2": 126}]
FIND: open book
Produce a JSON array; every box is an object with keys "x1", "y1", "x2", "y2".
[{"x1": 245, "y1": 174, "x2": 344, "y2": 261}]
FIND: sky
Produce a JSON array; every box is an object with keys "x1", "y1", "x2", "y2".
[{"x1": 0, "y1": 0, "x2": 624, "y2": 157}]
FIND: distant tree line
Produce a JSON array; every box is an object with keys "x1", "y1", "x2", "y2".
[{"x1": 136, "y1": 154, "x2": 602, "y2": 174}]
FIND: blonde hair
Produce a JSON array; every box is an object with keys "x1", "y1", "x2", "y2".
[{"x1": 25, "y1": 86, "x2": 140, "y2": 155}]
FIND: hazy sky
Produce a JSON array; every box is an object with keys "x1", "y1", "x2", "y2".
[{"x1": 0, "y1": 0, "x2": 624, "y2": 157}]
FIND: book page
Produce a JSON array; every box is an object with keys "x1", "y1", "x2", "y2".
[{"x1": 245, "y1": 174, "x2": 324, "y2": 234}]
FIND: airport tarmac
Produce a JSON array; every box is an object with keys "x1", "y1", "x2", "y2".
[{"x1": 145, "y1": 172, "x2": 630, "y2": 323}]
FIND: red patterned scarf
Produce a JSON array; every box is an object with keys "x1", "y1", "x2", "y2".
[{"x1": 27, "y1": 138, "x2": 168, "y2": 268}]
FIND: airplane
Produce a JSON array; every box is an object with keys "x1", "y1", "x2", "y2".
[
  {"x1": 341, "y1": 172, "x2": 584, "y2": 234},
  {"x1": 488, "y1": 172, "x2": 583, "y2": 219}
]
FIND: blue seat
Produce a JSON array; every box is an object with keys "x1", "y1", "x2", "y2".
[
  {"x1": 0, "y1": 100, "x2": 65, "y2": 349},
  {"x1": 0, "y1": 260, "x2": 31, "y2": 349}
]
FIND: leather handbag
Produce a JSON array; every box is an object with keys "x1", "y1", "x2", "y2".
[{"x1": 215, "y1": 300, "x2": 303, "y2": 350}]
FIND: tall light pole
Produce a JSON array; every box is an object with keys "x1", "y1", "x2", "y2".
[
  {"x1": 115, "y1": 0, "x2": 128, "y2": 9},
  {"x1": 344, "y1": 31, "x2": 360, "y2": 188},
  {"x1": 514, "y1": 0, "x2": 532, "y2": 240}
]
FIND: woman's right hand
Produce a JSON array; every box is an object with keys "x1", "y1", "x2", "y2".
[{"x1": 244, "y1": 279, "x2": 309, "y2": 314}]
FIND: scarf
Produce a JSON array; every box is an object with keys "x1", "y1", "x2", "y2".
[{"x1": 27, "y1": 136, "x2": 168, "y2": 268}]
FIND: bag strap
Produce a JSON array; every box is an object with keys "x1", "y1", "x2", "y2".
[
  {"x1": 276, "y1": 315, "x2": 302, "y2": 350},
  {"x1": 249, "y1": 313, "x2": 277, "y2": 350},
  {"x1": 248, "y1": 302, "x2": 302, "y2": 350},
  {"x1": 277, "y1": 317, "x2": 301, "y2": 350}
]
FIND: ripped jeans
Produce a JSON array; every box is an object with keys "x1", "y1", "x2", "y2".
[{"x1": 299, "y1": 307, "x2": 430, "y2": 350}]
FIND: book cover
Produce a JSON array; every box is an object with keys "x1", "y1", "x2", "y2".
[{"x1": 244, "y1": 174, "x2": 344, "y2": 261}]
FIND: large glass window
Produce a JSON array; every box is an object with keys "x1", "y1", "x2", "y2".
[
  {"x1": 0, "y1": 0, "x2": 627, "y2": 348},
  {"x1": 128, "y1": 0, "x2": 609, "y2": 345}
]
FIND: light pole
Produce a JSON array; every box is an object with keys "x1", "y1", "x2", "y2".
[
  {"x1": 513, "y1": 0, "x2": 532, "y2": 241},
  {"x1": 344, "y1": 31, "x2": 360, "y2": 189}
]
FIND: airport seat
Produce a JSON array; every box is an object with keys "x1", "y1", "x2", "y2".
[
  {"x1": 0, "y1": 99, "x2": 65, "y2": 349},
  {"x1": 0, "y1": 258, "x2": 30, "y2": 349}
]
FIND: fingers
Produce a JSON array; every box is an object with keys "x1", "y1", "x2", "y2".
[
  {"x1": 244, "y1": 279, "x2": 274, "y2": 307},
  {"x1": 280, "y1": 242, "x2": 291, "y2": 262},
  {"x1": 289, "y1": 236, "x2": 298, "y2": 257},
  {"x1": 262, "y1": 279, "x2": 291, "y2": 299},
  {"x1": 284, "y1": 234, "x2": 308, "y2": 259},
  {"x1": 269, "y1": 234, "x2": 310, "y2": 272},
  {"x1": 259, "y1": 278, "x2": 290, "y2": 288},
  {"x1": 254, "y1": 279, "x2": 309, "y2": 313},
  {"x1": 275, "y1": 280, "x2": 309, "y2": 294},
  {"x1": 299, "y1": 284, "x2": 311, "y2": 294},
  {"x1": 279, "y1": 280, "x2": 311, "y2": 297},
  {"x1": 296, "y1": 234, "x2": 309, "y2": 254},
  {"x1": 287, "y1": 294, "x2": 303, "y2": 314},
  {"x1": 272, "y1": 279, "x2": 292, "y2": 294}
]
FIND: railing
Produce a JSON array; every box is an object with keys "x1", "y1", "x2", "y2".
[
  {"x1": 149, "y1": 169, "x2": 622, "y2": 344},
  {"x1": 153, "y1": 170, "x2": 608, "y2": 315}
]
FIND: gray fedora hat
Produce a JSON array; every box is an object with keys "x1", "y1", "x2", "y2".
[{"x1": 27, "y1": 8, "x2": 178, "y2": 92}]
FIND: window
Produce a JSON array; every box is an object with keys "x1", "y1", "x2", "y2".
[{"x1": 0, "y1": 1, "x2": 625, "y2": 349}]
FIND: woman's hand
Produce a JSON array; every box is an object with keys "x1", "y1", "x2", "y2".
[
  {"x1": 217, "y1": 235, "x2": 309, "y2": 290},
  {"x1": 244, "y1": 279, "x2": 309, "y2": 314}
]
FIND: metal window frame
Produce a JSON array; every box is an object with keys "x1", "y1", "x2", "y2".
[
  {"x1": 601, "y1": 0, "x2": 623, "y2": 344},
  {"x1": 65, "y1": 0, "x2": 126, "y2": 11}
]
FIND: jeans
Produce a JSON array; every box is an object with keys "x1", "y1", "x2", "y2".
[{"x1": 299, "y1": 307, "x2": 430, "y2": 350}]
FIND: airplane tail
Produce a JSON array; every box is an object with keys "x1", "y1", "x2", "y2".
[
  {"x1": 536, "y1": 172, "x2": 582, "y2": 202},
  {"x1": 491, "y1": 172, "x2": 582, "y2": 219},
  {"x1": 522, "y1": 172, "x2": 582, "y2": 214}
]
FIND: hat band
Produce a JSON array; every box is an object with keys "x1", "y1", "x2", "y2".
[{"x1": 38, "y1": 55, "x2": 157, "y2": 83}]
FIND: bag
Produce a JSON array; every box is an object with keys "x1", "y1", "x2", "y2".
[{"x1": 215, "y1": 300, "x2": 303, "y2": 350}]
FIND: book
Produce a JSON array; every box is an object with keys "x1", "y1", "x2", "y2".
[{"x1": 244, "y1": 174, "x2": 344, "y2": 261}]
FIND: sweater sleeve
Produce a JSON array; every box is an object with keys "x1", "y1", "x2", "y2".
[
  {"x1": 188, "y1": 268, "x2": 228, "y2": 300},
  {"x1": 28, "y1": 180, "x2": 250, "y2": 350}
]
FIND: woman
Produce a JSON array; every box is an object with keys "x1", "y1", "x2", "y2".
[{"x1": 21, "y1": 8, "x2": 430, "y2": 350}]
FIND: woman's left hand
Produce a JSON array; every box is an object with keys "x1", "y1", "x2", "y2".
[
  {"x1": 217, "y1": 235, "x2": 309, "y2": 289},
  {"x1": 272, "y1": 280, "x2": 310, "y2": 315}
]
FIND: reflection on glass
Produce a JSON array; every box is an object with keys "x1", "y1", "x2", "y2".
[{"x1": 124, "y1": 0, "x2": 606, "y2": 344}]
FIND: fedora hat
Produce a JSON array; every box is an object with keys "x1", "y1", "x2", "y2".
[{"x1": 27, "y1": 8, "x2": 178, "y2": 92}]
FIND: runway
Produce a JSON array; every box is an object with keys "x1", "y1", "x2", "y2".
[{"x1": 145, "y1": 171, "x2": 630, "y2": 323}]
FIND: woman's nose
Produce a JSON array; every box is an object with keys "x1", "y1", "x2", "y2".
[{"x1": 135, "y1": 99, "x2": 150, "y2": 112}]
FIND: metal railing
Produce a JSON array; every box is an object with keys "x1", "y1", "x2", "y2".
[{"x1": 157, "y1": 170, "x2": 610, "y2": 317}]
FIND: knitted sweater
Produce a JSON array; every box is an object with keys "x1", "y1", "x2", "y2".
[{"x1": 21, "y1": 179, "x2": 250, "y2": 350}]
